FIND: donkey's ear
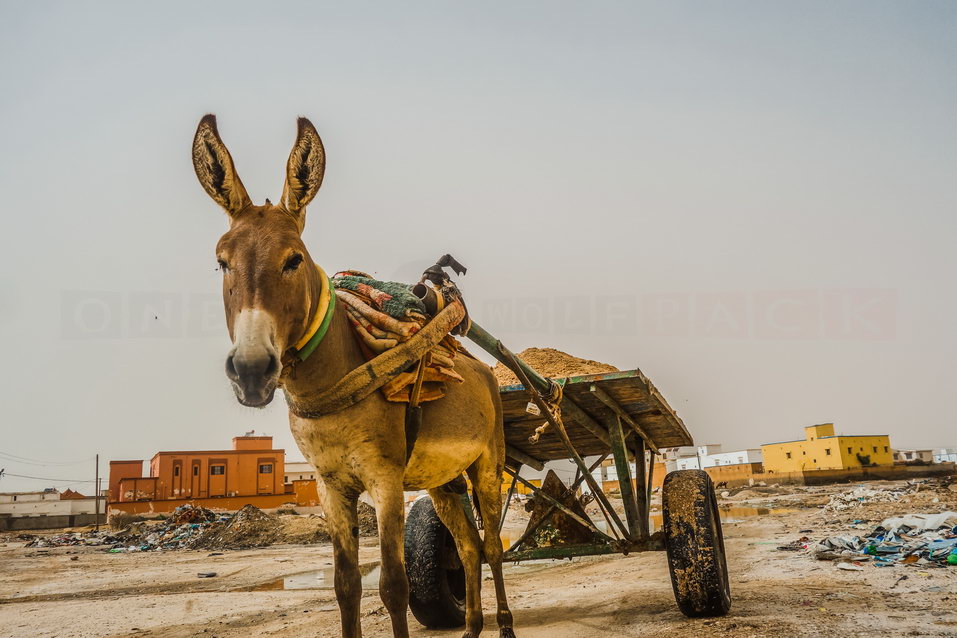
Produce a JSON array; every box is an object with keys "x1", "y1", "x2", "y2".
[
  {"x1": 192, "y1": 114, "x2": 251, "y2": 217},
  {"x1": 281, "y1": 117, "x2": 325, "y2": 220}
]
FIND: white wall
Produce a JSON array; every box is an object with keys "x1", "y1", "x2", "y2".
[
  {"x1": 283, "y1": 462, "x2": 317, "y2": 483},
  {"x1": 934, "y1": 448, "x2": 957, "y2": 463},
  {"x1": 521, "y1": 459, "x2": 578, "y2": 486},
  {"x1": 706, "y1": 449, "x2": 763, "y2": 467},
  {"x1": 0, "y1": 497, "x2": 99, "y2": 517},
  {"x1": 0, "y1": 491, "x2": 59, "y2": 504}
]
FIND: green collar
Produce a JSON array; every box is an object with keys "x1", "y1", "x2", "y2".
[{"x1": 294, "y1": 268, "x2": 336, "y2": 361}]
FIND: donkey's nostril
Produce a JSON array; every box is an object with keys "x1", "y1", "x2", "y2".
[
  {"x1": 264, "y1": 353, "x2": 279, "y2": 378},
  {"x1": 225, "y1": 354, "x2": 239, "y2": 381}
]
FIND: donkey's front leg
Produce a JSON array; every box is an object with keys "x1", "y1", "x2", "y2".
[
  {"x1": 322, "y1": 485, "x2": 363, "y2": 638},
  {"x1": 368, "y1": 480, "x2": 410, "y2": 638}
]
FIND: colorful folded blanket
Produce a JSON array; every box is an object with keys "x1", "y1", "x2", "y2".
[{"x1": 332, "y1": 271, "x2": 466, "y2": 403}]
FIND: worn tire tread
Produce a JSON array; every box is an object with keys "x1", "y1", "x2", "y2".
[
  {"x1": 662, "y1": 469, "x2": 732, "y2": 618},
  {"x1": 404, "y1": 497, "x2": 466, "y2": 628}
]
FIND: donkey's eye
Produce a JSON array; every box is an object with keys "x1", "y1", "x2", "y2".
[
  {"x1": 283, "y1": 253, "x2": 304, "y2": 273},
  {"x1": 217, "y1": 258, "x2": 229, "y2": 272}
]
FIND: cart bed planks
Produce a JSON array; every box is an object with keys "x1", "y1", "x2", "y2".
[{"x1": 500, "y1": 368, "x2": 692, "y2": 467}]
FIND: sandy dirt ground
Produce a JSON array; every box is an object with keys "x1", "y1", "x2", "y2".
[{"x1": 2, "y1": 479, "x2": 956, "y2": 638}]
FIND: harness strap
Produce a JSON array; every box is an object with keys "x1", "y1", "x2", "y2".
[
  {"x1": 404, "y1": 354, "x2": 429, "y2": 462},
  {"x1": 286, "y1": 300, "x2": 466, "y2": 419}
]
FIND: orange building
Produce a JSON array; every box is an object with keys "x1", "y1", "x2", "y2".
[{"x1": 108, "y1": 435, "x2": 318, "y2": 515}]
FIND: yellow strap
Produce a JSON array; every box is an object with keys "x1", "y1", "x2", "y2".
[{"x1": 294, "y1": 265, "x2": 332, "y2": 351}]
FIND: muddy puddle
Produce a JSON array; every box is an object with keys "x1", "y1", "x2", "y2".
[
  {"x1": 233, "y1": 561, "x2": 381, "y2": 592},
  {"x1": 575, "y1": 505, "x2": 797, "y2": 533},
  {"x1": 234, "y1": 558, "x2": 562, "y2": 592},
  {"x1": 650, "y1": 505, "x2": 797, "y2": 529}
]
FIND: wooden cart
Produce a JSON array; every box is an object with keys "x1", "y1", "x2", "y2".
[{"x1": 403, "y1": 322, "x2": 732, "y2": 627}]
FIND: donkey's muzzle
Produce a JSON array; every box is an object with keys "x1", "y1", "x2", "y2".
[{"x1": 226, "y1": 347, "x2": 279, "y2": 407}]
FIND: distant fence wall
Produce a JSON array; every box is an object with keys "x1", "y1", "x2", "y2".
[
  {"x1": 757, "y1": 462, "x2": 957, "y2": 486},
  {"x1": 0, "y1": 513, "x2": 105, "y2": 531},
  {"x1": 597, "y1": 462, "x2": 957, "y2": 493}
]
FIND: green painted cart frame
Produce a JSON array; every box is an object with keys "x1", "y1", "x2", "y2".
[{"x1": 465, "y1": 323, "x2": 694, "y2": 562}]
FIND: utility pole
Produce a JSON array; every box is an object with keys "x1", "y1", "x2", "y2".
[{"x1": 94, "y1": 454, "x2": 100, "y2": 532}]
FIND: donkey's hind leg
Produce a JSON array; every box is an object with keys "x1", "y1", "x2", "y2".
[
  {"x1": 428, "y1": 487, "x2": 485, "y2": 638},
  {"x1": 468, "y1": 453, "x2": 517, "y2": 638}
]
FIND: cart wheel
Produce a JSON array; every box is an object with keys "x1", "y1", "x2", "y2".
[
  {"x1": 404, "y1": 496, "x2": 467, "y2": 628},
  {"x1": 662, "y1": 470, "x2": 731, "y2": 617}
]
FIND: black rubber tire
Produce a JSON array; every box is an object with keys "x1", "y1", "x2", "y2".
[
  {"x1": 404, "y1": 496, "x2": 467, "y2": 628},
  {"x1": 662, "y1": 470, "x2": 732, "y2": 618}
]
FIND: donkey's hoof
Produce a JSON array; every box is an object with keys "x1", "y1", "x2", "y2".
[{"x1": 500, "y1": 629, "x2": 517, "y2": 638}]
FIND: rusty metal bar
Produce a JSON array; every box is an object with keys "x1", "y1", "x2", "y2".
[
  {"x1": 503, "y1": 536, "x2": 665, "y2": 562},
  {"x1": 505, "y1": 444, "x2": 545, "y2": 471},
  {"x1": 607, "y1": 414, "x2": 641, "y2": 541},
  {"x1": 589, "y1": 384, "x2": 659, "y2": 454},
  {"x1": 502, "y1": 467, "x2": 616, "y2": 545}
]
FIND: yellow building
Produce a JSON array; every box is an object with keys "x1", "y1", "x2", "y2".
[{"x1": 761, "y1": 423, "x2": 893, "y2": 473}]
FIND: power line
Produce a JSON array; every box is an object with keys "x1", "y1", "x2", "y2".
[
  {"x1": 0, "y1": 451, "x2": 95, "y2": 466},
  {"x1": 0, "y1": 471, "x2": 96, "y2": 483}
]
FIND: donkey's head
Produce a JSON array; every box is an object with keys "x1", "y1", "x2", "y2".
[{"x1": 192, "y1": 115, "x2": 326, "y2": 407}]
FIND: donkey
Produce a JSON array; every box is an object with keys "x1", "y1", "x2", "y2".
[{"x1": 192, "y1": 114, "x2": 516, "y2": 638}]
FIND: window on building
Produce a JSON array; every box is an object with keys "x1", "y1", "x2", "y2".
[
  {"x1": 872, "y1": 446, "x2": 877, "y2": 453},
  {"x1": 259, "y1": 464, "x2": 273, "y2": 474},
  {"x1": 802, "y1": 451, "x2": 806, "y2": 455},
  {"x1": 813, "y1": 459, "x2": 817, "y2": 463},
  {"x1": 848, "y1": 447, "x2": 852, "y2": 454},
  {"x1": 825, "y1": 448, "x2": 831, "y2": 456},
  {"x1": 174, "y1": 466, "x2": 180, "y2": 477},
  {"x1": 884, "y1": 446, "x2": 888, "y2": 453},
  {"x1": 12, "y1": 495, "x2": 16, "y2": 502},
  {"x1": 193, "y1": 466, "x2": 199, "y2": 476},
  {"x1": 210, "y1": 465, "x2": 225, "y2": 475},
  {"x1": 786, "y1": 452, "x2": 792, "y2": 459},
  {"x1": 284, "y1": 476, "x2": 289, "y2": 483},
  {"x1": 860, "y1": 447, "x2": 864, "y2": 452}
]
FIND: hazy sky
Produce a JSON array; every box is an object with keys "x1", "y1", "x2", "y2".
[{"x1": 1, "y1": 1, "x2": 955, "y2": 492}]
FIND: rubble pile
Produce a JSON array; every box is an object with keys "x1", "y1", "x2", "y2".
[
  {"x1": 22, "y1": 503, "x2": 377, "y2": 552},
  {"x1": 28, "y1": 505, "x2": 229, "y2": 551},
  {"x1": 190, "y1": 505, "x2": 282, "y2": 550}
]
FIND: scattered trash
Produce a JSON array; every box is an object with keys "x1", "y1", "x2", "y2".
[
  {"x1": 777, "y1": 536, "x2": 811, "y2": 551},
  {"x1": 836, "y1": 563, "x2": 864, "y2": 571},
  {"x1": 880, "y1": 512, "x2": 957, "y2": 536},
  {"x1": 811, "y1": 510, "x2": 957, "y2": 567},
  {"x1": 822, "y1": 479, "x2": 955, "y2": 513},
  {"x1": 197, "y1": 572, "x2": 217, "y2": 578}
]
